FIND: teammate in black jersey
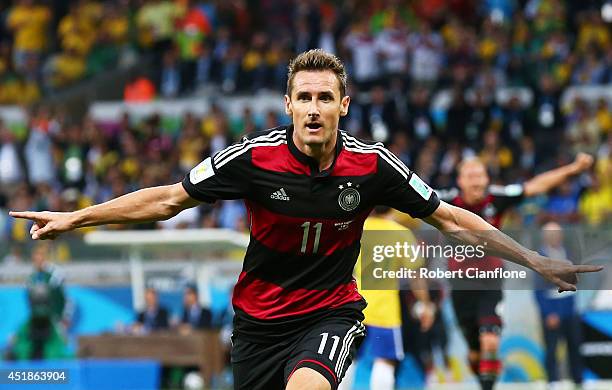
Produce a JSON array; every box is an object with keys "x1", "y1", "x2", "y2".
[
  {"x1": 10, "y1": 49, "x2": 602, "y2": 390},
  {"x1": 437, "y1": 155, "x2": 593, "y2": 390}
]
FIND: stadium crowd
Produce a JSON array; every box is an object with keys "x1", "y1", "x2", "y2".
[{"x1": 1, "y1": 0, "x2": 611, "y2": 254}]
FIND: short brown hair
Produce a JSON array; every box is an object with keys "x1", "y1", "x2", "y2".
[{"x1": 286, "y1": 49, "x2": 347, "y2": 97}]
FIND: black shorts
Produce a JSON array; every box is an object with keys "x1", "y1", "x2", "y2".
[
  {"x1": 451, "y1": 290, "x2": 503, "y2": 351},
  {"x1": 231, "y1": 310, "x2": 366, "y2": 390}
]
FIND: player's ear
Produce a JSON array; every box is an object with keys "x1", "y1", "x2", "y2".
[
  {"x1": 340, "y1": 95, "x2": 350, "y2": 117},
  {"x1": 284, "y1": 95, "x2": 293, "y2": 116}
]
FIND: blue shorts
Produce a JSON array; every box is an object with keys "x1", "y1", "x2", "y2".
[{"x1": 361, "y1": 325, "x2": 404, "y2": 361}]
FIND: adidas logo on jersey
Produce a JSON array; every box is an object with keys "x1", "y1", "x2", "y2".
[{"x1": 270, "y1": 188, "x2": 290, "y2": 201}]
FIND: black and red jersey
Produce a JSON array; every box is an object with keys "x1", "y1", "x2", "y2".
[
  {"x1": 437, "y1": 185, "x2": 524, "y2": 271},
  {"x1": 182, "y1": 125, "x2": 440, "y2": 341}
]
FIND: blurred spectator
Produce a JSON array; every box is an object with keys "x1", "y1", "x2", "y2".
[
  {"x1": 158, "y1": 48, "x2": 182, "y2": 98},
  {"x1": 28, "y1": 242, "x2": 67, "y2": 323},
  {"x1": 408, "y1": 21, "x2": 444, "y2": 85},
  {"x1": 374, "y1": 13, "x2": 410, "y2": 77},
  {"x1": 580, "y1": 136, "x2": 612, "y2": 226},
  {"x1": 566, "y1": 99, "x2": 602, "y2": 156},
  {"x1": 446, "y1": 87, "x2": 472, "y2": 146},
  {"x1": 534, "y1": 222, "x2": 583, "y2": 388},
  {"x1": 579, "y1": 171, "x2": 612, "y2": 226},
  {"x1": 479, "y1": 129, "x2": 514, "y2": 180},
  {"x1": 318, "y1": 16, "x2": 338, "y2": 55},
  {"x1": 531, "y1": 74, "x2": 563, "y2": 159},
  {"x1": 464, "y1": 90, "x2": 493, "y2": 148},
  {"x1": 24, "y1": 109, "x2": 56, "y2": 186},
  {"x1": 58, "y1": 3, "x2": 96, "y2": 57},
  {"x1": 406, "y1": 86, "x2": 435, "y2": 144},
  {"x1": 6, "y1": 0, "x2": 51, "y2": 73},
  {"x1": 363, "y1": 85, "x2": 397, "y2": 141},
  {"x1": 44, "y1": 47, "x2": 87, "y2": 89},
  {"x1": 136, "y1": 0, "x2": 180, "y2": 54},
  {"x1": 179, "y1": 284, "x2": 213, "y2": 333},
  {"x1": 6, "y1": 242, "x2": 70, "y2": 360},
  {"x1": 540, "y1": 181, "x2": 583, "y2": 224},
  {"x1": 99, "y1": 2, "x2": 130, "y2": 47},
  {"x1": 124, "y1": 73, "x2": 156, "y2": 102},
  {"x1": 174, "y1": 0, "x2": 212, "y2": 88},
  {"x1": 343, "y1": 17, "x2": 379, "y2": 88},
  {"x1": 0, "y1": 124, "x2": 25, "y2": 188},
  {"x1": 501, "y1": 96, "x2": 530, "y2": 151},
  {"x1": 134, "y1": 287, "x2": 170, "y2": 333},
  {"x1": 241, "y1": 32, "x2": 269, "y2": 92}
]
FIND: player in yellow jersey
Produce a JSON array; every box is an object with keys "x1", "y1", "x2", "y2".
[{"x1": 340, "y1": 206, "x2": 435, "y2": 390}]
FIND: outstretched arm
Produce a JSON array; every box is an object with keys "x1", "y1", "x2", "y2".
[
  {"x1": 10, "y1": 183, "x2": 200, "y2": 240},
  {"x1": 423, "y1": 201, "x2": 603, "y2": 292},
  {"x1": 523, "y1": 152, "x2": 593, "y2": 197}
]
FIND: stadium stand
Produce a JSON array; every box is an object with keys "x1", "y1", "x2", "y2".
[{"x1": 2, "y1": 0, "x2": 610, "y2": 252}]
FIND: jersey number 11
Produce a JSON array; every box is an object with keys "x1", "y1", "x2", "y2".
[{"x1": 300, "y1": 221, "x2": 322, "y2": 254}]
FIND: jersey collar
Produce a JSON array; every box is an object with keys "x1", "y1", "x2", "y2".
[{"x1": 286, "y1": 124, "x2": 343, "y2": 177}]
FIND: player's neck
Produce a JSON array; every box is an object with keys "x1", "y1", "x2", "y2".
[{"x1": 293, "y1": 130, "x2": 337, "y2": 171}]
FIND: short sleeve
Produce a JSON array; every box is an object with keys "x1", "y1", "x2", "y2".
[
  {"x1": 181, "y1": 143, "x2": 251, "y2": 203},
  {"x1": 489, "y1": 184, "x2": 524, "y2": 212},
  {"x1": 376, "y1": 154, "x2": 440, "y2": 218}
]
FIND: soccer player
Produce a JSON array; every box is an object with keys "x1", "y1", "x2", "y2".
[
  {"x1": 437, "y1": 155, "x2": 593, "y2": 390},
  {"x1": 9, "y1": 49, "x2": 601, "y2": 390}
]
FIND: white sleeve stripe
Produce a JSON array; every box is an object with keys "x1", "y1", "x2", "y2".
[
  {"x1": 341, "y1": 133, "x2": 411, "y2": 176},
  {"x1": 213, "y1": 129, "x2": 286, "y2": 164},
  {"x1": 214, "y1": 131, "x2": 286, "y2": 166},
  {"x1": 435, "y1": 188, "x2": 459, "y2": 201},
  {"x1": 488, "y1": 184, "x2": 524, "y2": 197},
  {"x1": 215, "y1": 139, "x2": 287, "y2": 169},
  {"x1": 213, "y1": 129, "x2": 286, "y2": 165},
  {"x1": 342, "y1": 133, "x2": 411, "y2": 177}
]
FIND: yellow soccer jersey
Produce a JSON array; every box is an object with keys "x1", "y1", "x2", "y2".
[{"x1": 356, "y1": 217, "x2": 422, "y2": 328}]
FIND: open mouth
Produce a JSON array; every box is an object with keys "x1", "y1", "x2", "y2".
[{"x1": 305, "y1": 122, "x2": 322, "y2": 131}]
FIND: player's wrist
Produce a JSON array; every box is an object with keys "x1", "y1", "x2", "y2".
[
  {"x1": 567, "y1": 162, "x2": 581, "y2": 176},
  {"x1": 529, "y1": 252, "x2": 550, "y2": 275},
  {"x1": 68, "y1": 209, "x2": 85, "y2": 230}
]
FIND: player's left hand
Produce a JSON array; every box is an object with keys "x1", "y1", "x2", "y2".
[
  {"x1": 534, "y1": 256, "x2": 603, "y2": 292},
  {"x1": 572, "y1": 152, "x2": 594, "y2": 173}
]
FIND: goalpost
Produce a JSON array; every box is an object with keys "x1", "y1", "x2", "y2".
[{"x1": 84, "y1": 228, "x2": 249, "y2": 311}]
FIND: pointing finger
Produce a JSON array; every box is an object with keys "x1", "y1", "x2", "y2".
[
  {"x1": 9, "y1": 211, "x2": 43, "y2": 220},
  {"x1": 574, "y1": 265, "x2": 604, "y2": 273}
]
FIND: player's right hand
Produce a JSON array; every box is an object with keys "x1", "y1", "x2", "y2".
[{"x1": 8, "y1": 211, "x2": 75, "y2": 240}]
